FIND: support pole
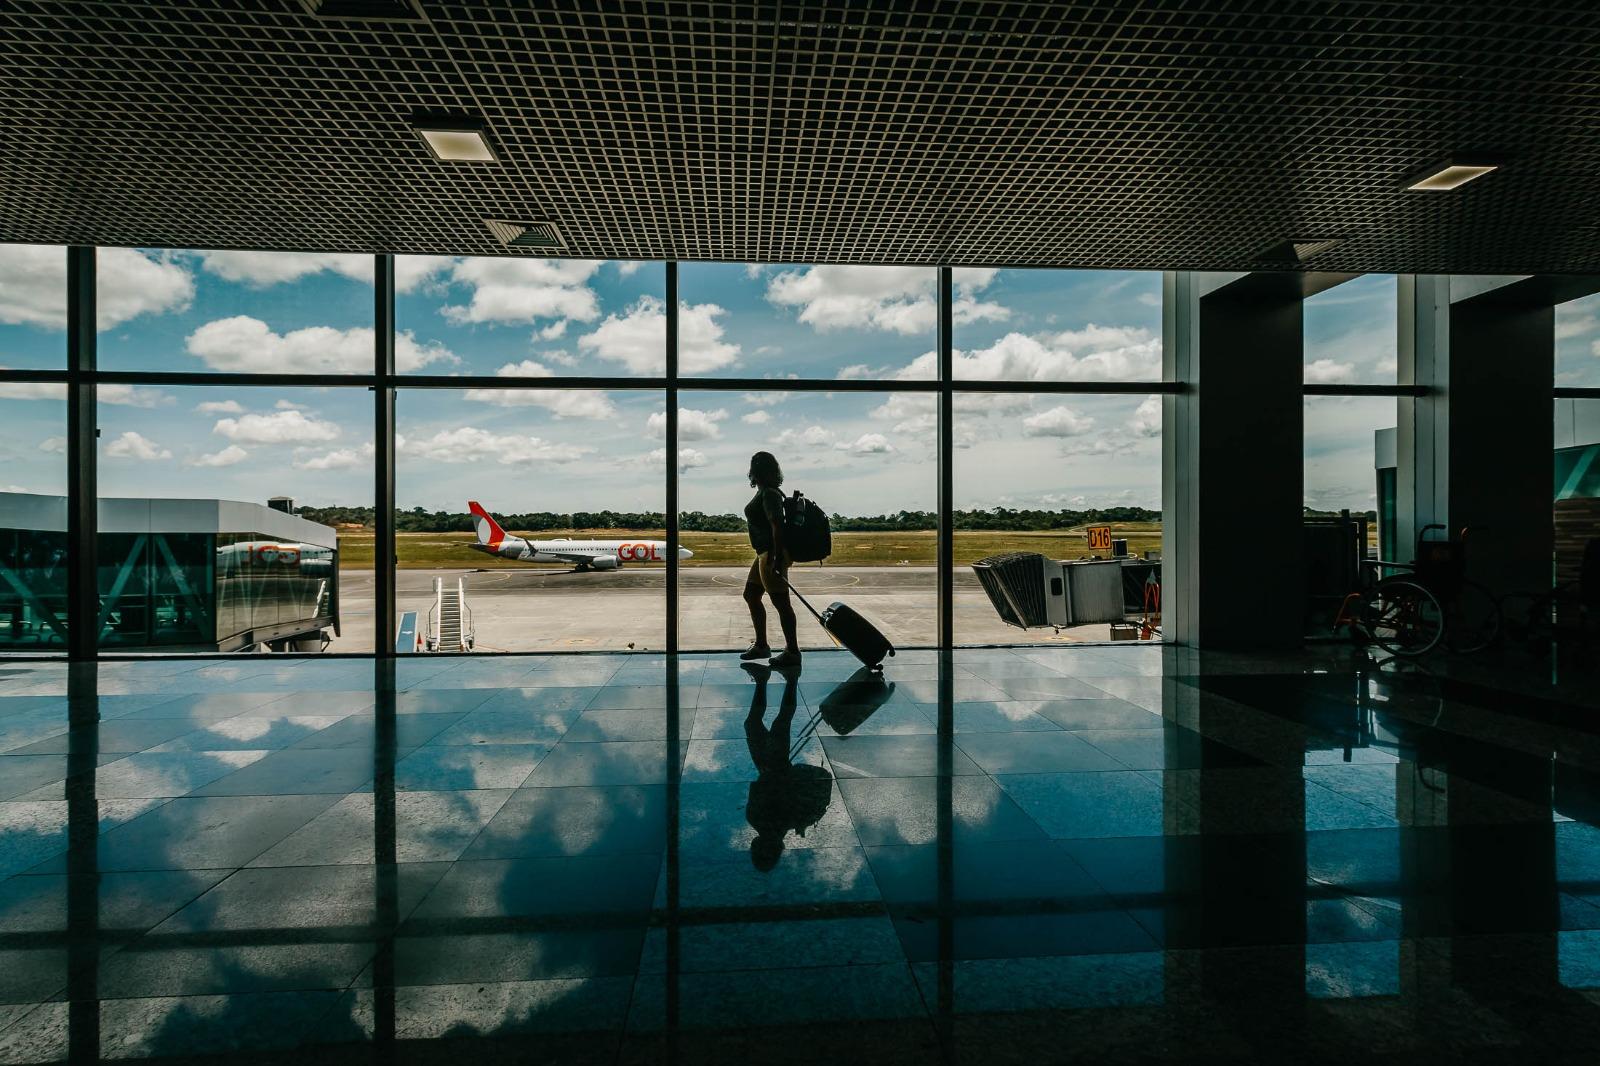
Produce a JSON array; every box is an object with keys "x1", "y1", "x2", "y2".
[
  {"x1": 936, "y1": 267, "x2": 954, "y2": 651},
  {"x1": 66, "y1": 247, "x2": 97, "y2": 661},
  {"x1": 1164, "y1": 272, "x2": 1315, "y2": 649},
  {"x1": 374, "y1": 255, "x2": 397, "y2": 657},
  {"x1": 666, "y1": 262, "x2": 679, "y2": 656}
]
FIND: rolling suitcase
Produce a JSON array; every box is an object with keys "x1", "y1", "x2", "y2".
[{"x1": 783, "y1": 578, "x2": 895, "y2": 669}]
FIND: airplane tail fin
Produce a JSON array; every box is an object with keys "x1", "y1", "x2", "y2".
[{"x1": 468, "y1": 501, "x2": 506, "y2": 548}]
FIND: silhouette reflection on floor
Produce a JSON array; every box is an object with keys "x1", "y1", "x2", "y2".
[{"x1": 743, "y1": 664, "x2": 896, "y2": 870}]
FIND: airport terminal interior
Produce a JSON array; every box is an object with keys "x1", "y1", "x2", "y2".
[{"x1": 2, "y1": 2, "x2": 1600, "y2": 1063}]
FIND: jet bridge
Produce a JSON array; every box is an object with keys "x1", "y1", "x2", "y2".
[{"x1": 0, "y1": 492, "x2": 339, "y2": 652}]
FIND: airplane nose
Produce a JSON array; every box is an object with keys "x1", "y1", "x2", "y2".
[{"x1": 681, "y1": 548, "x2": 694, "y2": 558}]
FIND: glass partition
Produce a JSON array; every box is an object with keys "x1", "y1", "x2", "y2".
[
  {"x1": 953, "y1": 392, "x2": 1163, "y2": 645},
  {"x1": 678, "y1": 263, "x2": 938, "y2": 379},
  {"x1": 97, "y1": 248, "x2": 376, "y2": 374},
  {"x1": 678, "y1": 389, "x2": 936, "y2": 650},
  {"x1": 953, "y1": 269, "x2": 1162, "y2": 382},
  {"x1": 0, "y1": 389, "x2": 68, "y2": 652},
  {"x1": 96, "y1": 385, "x2": 368, "y2": 652},
  {"x1": 0, "y1": 244, "x2": 68, "y2": 370},
  {"x1": 1304, "y1": 274, "x2": 1397, "y2": 386},
  {"x1": 395, "y1": 388, "x2": 666, "y2": 653},
  {"x1": 397, "y1": 256, "x2": 664, "y2": 376}
]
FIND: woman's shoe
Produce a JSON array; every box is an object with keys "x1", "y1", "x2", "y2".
[
  {"x1": 769, "y1": 648, "x2": 802, "y2": 669},
  {"x1": 740, "y1": 642, "x2": 772, "y2": 661}
]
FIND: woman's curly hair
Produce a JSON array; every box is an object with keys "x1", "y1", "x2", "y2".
[{"x1": 748, "y1": 451, "x2": 783, "y2": 489}]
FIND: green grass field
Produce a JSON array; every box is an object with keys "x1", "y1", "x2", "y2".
[{"x1": 337, "y1": 524, "x2": 1163, "y2": 569}]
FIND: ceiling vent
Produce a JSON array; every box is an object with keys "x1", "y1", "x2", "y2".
[
  {"x1": 299, "y1": 0, "x2": 425, "y2": 20},
  {"x1": 485, "y1": 220, "x2": 566, "y2": 251},
  {"x1": 1259, "y1": 237, "x2": 1343, "y2": 263}
]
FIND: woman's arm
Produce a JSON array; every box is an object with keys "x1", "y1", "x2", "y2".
[
  {"x1": 768, "y1": 517, "x2": 787, "y2": 570},
  {"x1": 764, "y1": 488, "x2": 788, "y2": 571}
]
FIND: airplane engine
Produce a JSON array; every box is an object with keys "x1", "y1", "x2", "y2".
[{"x1": 590, "y1": 554, "x2": 620, "y2": 570}]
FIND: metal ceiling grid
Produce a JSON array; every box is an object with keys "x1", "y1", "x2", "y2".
[{"x1": 1, "y1": 0, "x2": 1598, "y2": 272}]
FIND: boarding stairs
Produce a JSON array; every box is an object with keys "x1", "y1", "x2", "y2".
[{"x1": 427, "y1": 577, "x2": 475, "y2": 652}]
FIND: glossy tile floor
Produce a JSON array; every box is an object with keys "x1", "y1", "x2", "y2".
[{"x1": 1, "y1": 647, "x2": 1599, "y2": 1063}]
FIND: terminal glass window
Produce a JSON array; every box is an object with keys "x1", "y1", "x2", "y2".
[
  {"x1": 1303, "y1": 274, "x2": 1398, "y2": 386},
  {"x1": 678, "y1": 390, "x2": 936, "y2": 650},
  {"x1": 677, "y1": 263, "x2": 937, "y2": 379},
  {"x1": 1556, "y1": 292, "x2": 1600, "y2": 388},
  {"x1": 952, "y1": 269, "x2": 1163, "y2": 382},
  {"x1": 0, "y1": 389, "x2": 68, "y2": 652},
  {"x1": 0, "y1": 244, "x2": 68, "y2": 370},
  {"x1": 96, "y1": 386, "x2": 368, "y2": 652},
  {"x1": 395, "y1": 388, "x2": 666, "y2": 654},
  {"x1": 1554, "y1": 398, "x2": 1600, "y2": 643},
  {"x1": 396, "y1": 256, "x2": 664, "y2": 377},
  {"x1": 97, "y1": 248, "x2": 373, "y2": 373},
  {"x1": 953, "y1": 392, "x2": 1163, "y2": 645}
]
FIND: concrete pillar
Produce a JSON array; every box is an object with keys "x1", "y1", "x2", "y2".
[
  {"x1": 1399, "y1": 276, "x2": 1584, "y2": 599},
  {"x1": 1164, "y1": 271, "x2": 1344, "y2": 648}
]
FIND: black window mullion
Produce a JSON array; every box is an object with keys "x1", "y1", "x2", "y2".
[
  {"x1": 66, "y1": 247, "x2": 97, "y2": 661},
  {"x1": 937, "y1": 267, "x2": 954, "y2": 652},
  {"x1": 374, "y1": 255, "x2": 396, "y2": 657}
]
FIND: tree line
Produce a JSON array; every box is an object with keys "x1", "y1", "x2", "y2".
[{"x1": 294, "y1": 504, "x2": 1171, "y2": 533}]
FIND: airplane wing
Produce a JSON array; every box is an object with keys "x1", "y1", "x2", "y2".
[{"x1": 538, "y1": 547, "x2": 602, "y2": 565}]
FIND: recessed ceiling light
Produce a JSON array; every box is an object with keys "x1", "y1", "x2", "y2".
[
  {"x1": 412, "y1": 116, "x2": 497, "y2": 163},
  {"x1": 1405, "y1": 161, "x2": 1498, "y2": 191}
]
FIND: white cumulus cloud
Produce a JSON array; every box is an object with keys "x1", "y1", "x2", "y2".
[
  {"x1": 104, "y1": 431, "x2": 171, "y2": 461},
  {"x1": 213, "y1": 409, "x2": 341, "y2": 445},
  {"x1": 295, "y1": 442, "x2": 374, "y2": 471},
  {"x1": 891, "y1": 324, "x2": 1161, "y2": 382},
  {"x1": 461, "y1": 360, "x2": 619, "y2": 420},
  {"x1": 0, "y1": 247, "x2": 194, "y2": 332},
  {"x1": 836, "y1": 432, "x2": 894, "y2": 454},
  {"x1": 578, "y1": 297, "x2": 739, "y2": 374},
  {"x1": 185, "y1": 316, "x2": 454, "y2": 374},
  {"x1": 774, "y1": 424, "x2": 838, "y2": 449},
  {"x1": 189, "y1": 445, "x2": 249, "y2": 468},
  {"x1": 196, "y1": 400, "x2": 244, "y2": 414},
  {"x1": 646, "y1": 406, "x2": 728, "y2": 441},
  {"x1": 442, "y1": 258, "x2": 601, "y2": 325},
  {"x1": 38, "y1": 436, "x2": 66, "y2": 454},
  {"x1": 398, "y1": 427, "x2": 594, "y2": 465},
  {"x1": 741, "y1": 410, "x2": 771, "y2": 425},
  {"x1": 1304, "y1": 358, "x2": 1356, "y2": 384},
  {"x1": 199, "y1": 250, "x2": 449, "y2": 295},
  {"x1": 99, "y1": 249, "x2": 195, "y2": 331},
  {"x1": 1022, "y1": 405, "x2": 1096, "y2": 438},
  {"x1": 649, "y1": 447, "x2": 708, "y2": 472},
  {"x1": 765, "y1": 265, "x2": 1008, "y2": 335},
  {"x1": 100, "y1": 384, "x2": 172, "y2": 408},
  {"x1": 1130, "y1": 396, "x2": 1162, "y2": 438},
  {"x1": 0, "y1": 376, "x2": 169, "y2": 406}
]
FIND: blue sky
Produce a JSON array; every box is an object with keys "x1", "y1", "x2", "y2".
[{"x1": 2, "y1": 246, "x2": 1425, "y2": 516}]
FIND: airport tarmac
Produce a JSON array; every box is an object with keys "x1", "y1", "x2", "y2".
[{"x1": 328, "y1": 566, "x2": 1134, "y2": 653}]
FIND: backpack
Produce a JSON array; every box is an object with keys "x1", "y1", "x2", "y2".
[{"x1": 782, "y1": 490, "x2": 832, "y2": 563}]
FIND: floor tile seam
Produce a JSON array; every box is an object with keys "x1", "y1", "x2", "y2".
[
  {"x1": 0, "y1": 999, "x2": 48, "y2": 1038},
  {"x1": 10, "y1": 798, "x2": 179, "y2": 878},
  {"x1": 635, "y1": 951, "x2": 923, "y2": 981},
  {"x1": 1302, "y1": 777, "x2": 1401, "y2": 821}
]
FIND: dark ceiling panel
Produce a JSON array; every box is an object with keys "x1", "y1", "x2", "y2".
[{"x1": 1, "y1": 0, "x2": 1598, "y2": 272}]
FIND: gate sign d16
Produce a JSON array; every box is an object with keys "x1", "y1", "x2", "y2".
[{"x1": 1086, "y1": 526, "x2": 1112, "y2": 551}]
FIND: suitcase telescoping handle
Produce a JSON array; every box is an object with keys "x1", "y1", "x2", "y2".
[{"x1": 779, "y1": 575, "x2": 827, "y2": 624}]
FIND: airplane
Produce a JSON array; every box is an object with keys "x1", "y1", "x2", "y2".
[{"x1": 467, "y1": 501, "x2": 693, "y2": 571}]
